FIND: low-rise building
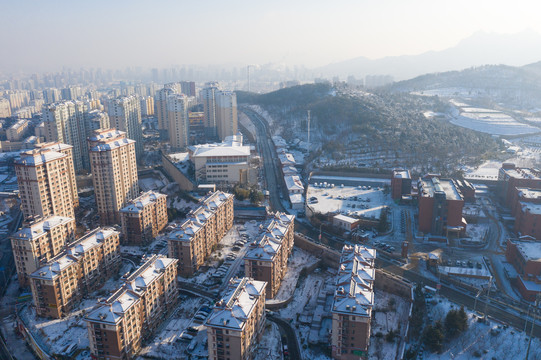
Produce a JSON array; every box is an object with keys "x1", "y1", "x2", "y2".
[
  {"x1": 6, "y1": 119, "x2": 30, "y2": 141},
  {"x1": 331, "y1": 245, "x2": 375, "y2": 360},
  {"x1": 244, "y1": 213, "x2": 295, "y2": 298},
  {"x1": 188, "y1": 134, "x2": 256, "y2": 184},
  {"x1": 120, "y1": 191, "x2": 168, "y2": 245},
  {"x1": 85, "y1": 255, "x2": 178, "y2": 360},
  {"x1": 11, "y1": 215, "x2": 76, "y2": 286},
  {"x1": 29, "y1": 227, "x2": 121, "y2": 318},
  {"x1": 284, "y1": 175, "x2": 304, "y2": 194},
  {"x1": 505, "y1": 238, "x2": 541, "y2": 301},
  {"x1": 333, "y1": 214, "x2": 360, "y2": 232},
  {"x1": 206, "y1": 278, "x2": 267, "y2": 360},
  {"x1": 168, "y1": 191, "x2": 234, "y2": 275}
]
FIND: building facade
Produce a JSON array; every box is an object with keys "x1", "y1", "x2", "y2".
[
  {"x1": 244, "y1": 213, "x2": 295, "y2": 298},
  {"x1": 498, "y1": 163, "x2": 541, "y2": 207},
  {"x1": 120, "y1": 191, "x2": 167, "y2": 245},
  {"x1": 11, "y1": 216, "x2": 76, "y2": 286},
  {"x1": 29, "y1": 227, "x2": 121, "y2": 318},
  {"x1": 417, "y1": 175, "x2": 466, "y2": 237},
  {"x1": 85, "y1": 255, "x2": 178, "y2": 360},
  {"x1": 331, "y1": 245, "x2": 375, "y2": 360},
  {"x1": 215, "y1": 90, "x2": 238, "y2": 141},
  {"x1": 89, "y1": 129, "x2": 139, "y2": 225},
  {"x1": 15, "y1": 145, "x2": 78, "y2": 220},
  {"x1": 168, "y1": 191, "x2": 234, "y2": 275},
  {"x1": 167, "y1": 93, "x2": 189, "y2": 149},
  {"x1": 505, "y1": 238, "x2": 541, "y2": 301},
  {"x1": 391, "y1": 169, "x2": 412, "y2": 200},
  {"x1": 107, "y1": 95, "x2": 143, "y2": 159},
  {"x1": 188, "y1": 134, "x2": 255, "y2": 184},
  {"x1": 206, "y1": 278, "x2": 267, "y2": 360}
]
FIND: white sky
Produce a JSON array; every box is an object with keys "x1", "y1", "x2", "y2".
[{"x1": 1, "y1": 0, "x2": 541, "y2": 72}]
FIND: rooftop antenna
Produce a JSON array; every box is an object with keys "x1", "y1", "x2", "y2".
[{"x1": 307, "y1": 110, "x2": 311, "y2": 151}]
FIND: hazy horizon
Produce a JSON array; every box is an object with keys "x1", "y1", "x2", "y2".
[{"x1": 2, "y1": 0, "x2": 541, "y2": 74}]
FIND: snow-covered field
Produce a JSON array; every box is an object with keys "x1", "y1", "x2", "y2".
[
  {"x1": 254, "y1": 322, "x2": 283, "y2": 360},
  {"x1": 425, "y1": 295, "x2": 541, "y2": 359},
  {"x1": 272, "y1": 247, "x2": 320, "y2": 302},
  {"x1": 451, "y1": 112, "x2": 540, "y2": 136}
]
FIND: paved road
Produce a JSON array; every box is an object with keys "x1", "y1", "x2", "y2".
[{"x1": 268, "y1": 314, "x2": 301, "y2": 360}]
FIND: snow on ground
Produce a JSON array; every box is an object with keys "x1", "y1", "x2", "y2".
[
  {"x1": 254, "y1": 321, "x2": 283, "y2": 360},
  {"x1": 138, "y1": 176, "x2": 165, "y2": 192},
  {"x1": 279, "y1": 272, "x2": 327, "y2": 321},
  {"x1": 19, "y1": 266, "x2": 128, "y2": 357},
  {"x1": 239, "y1": 111, "x2": 257, "y2": 138},
  {"x1": 306, "y1": 184, "x2": 390, "y2": 219},
  {"x1": 168, "y1": 196, "x2": 197, "y2": 212},
  {"x1": 464, "y1": 222, "x2": 489, "y2": 242},
  {"x1": 138, "y1": 295, "x2": 209, "y2": 359},
  {"x1": 424, "y1": 294, "x2": 541, "y2": 359},
  {"x1": 272, "y1": 248, "x2": 320, "y2": 302},
  {"x1": 369, "y1": 291, "x2": 411, "y2": 360},
  {"x1": 450, "y1": 111, "x2": 541, "y2": 136}
]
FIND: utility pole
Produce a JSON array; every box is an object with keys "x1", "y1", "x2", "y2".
[
  {"x1": 525, "y1": 293, "x2": 541, "y2": 360},
  {"x1": 307, "y1": 110, "x2": 311, "y2": 151},
  {"x1": 482, "y1": 276, "x2": 493, "y2": 321}
]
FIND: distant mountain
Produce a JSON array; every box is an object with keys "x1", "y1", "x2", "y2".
[{"x1": 316, "y1": 30, "x2": 541, "y2": 81}]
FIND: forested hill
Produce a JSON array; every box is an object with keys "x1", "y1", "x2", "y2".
[{"x1": 237, "y1": 84, "x2": 500, "y2": 174}]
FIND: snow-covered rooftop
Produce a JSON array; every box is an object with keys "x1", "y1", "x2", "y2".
[
  {"x1": 334, "y1": 214, "x2": 359, "y2": 224},
  {"x1": 120, "y1": 191, "x2": 166, "y2": 214},
  {"x1": 332, "y1": 245, "x2": 376, "y2": 317},
  {"x1": 392, "y1": 169, "x2": 411, "y2": 179},
  {"x1": 502, "y1": 167, "x2": 541, "y2": 181},
  {"x1": 85, "y1": 288, "x2": 141, "y2": 325},
  {"x1": 512, "y1": 240, "x2": 541, "y2": 262},
  {"x1": 12, "y1": 215, "x2": 73, "y2": 241},
  {"x1": 206, "y1": 278, "x2": 266, "y2": 330},
  {"x1": 16, "y1": 148, "x2": 66, "y2": 166},
  {"x1": 124, "y1": 255, "x2": 177, "y2": 295},
  {"x1": 516, "y1": 187, "x2": 541, "y2": 201},
  {"x1": 244, "y1": 212, "x2": 294, "y2": 262},
  {"x1": 189, "y1": 135, "x2": 250, "y2": 158},
  {"x1": 284, "y1": 175, "x2": 304, "y2": 192},
  {"x1": 520, "y1": 201, "x2": 541, "y2": 216},
  {"x1": 419, "y1": 177, "x2": 462, "y2": 201},
  {"x1": 278, "y1": 153, "x2": 296, "y2": 166}
]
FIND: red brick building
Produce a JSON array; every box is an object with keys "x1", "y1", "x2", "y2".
[
  {"x1": 418, "y1": 176, "x2": 466, "y2": 237},
  {"x1": 498, "y1": 164, "x2": 541, "y2": 208},
  {"x1": 391, "y1": 169, "x2": 412, "y2": 200},
  {"x1": 505, "y1": 239, "x2": 541, "y2": 301},
  {"x1": 514, "y1": 202, "x2": 541, "y2": 240}
]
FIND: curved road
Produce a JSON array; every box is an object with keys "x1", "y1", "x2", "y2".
[{"x1": 268, "y1": 314, "x2": 302, "y2": 360}]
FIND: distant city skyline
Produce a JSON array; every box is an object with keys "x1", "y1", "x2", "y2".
[{"x1": 2, "y1": 0, "x2": 541, "y2": 73}]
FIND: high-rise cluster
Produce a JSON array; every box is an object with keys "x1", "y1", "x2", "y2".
[
  {"x1": 167, "y1": 191, "x2": 234, "y2": 275},
  {"x1": 107, "y1": 95, "x2": 143, "y2": 159},
  {"x1": 201, "y1": 82, "x2": 238, "y2": 141}
]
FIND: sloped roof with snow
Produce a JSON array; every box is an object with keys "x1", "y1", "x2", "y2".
[
  {"x1": 12, "y1": 215, "x2": 73, "y2": 241},
  {"x1": 206, "y1": 278, "x2": 266, "y2": 330}
]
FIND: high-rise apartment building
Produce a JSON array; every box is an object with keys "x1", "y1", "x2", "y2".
[
  {"x1": 180, "y1": 81, "x2": 196, "y2": 97},
  {"x1": 42, "y1": 88, "x2": 61, "y2": 104},
  {"x1": 120, "y1": 191, "x2": 167, "y2": 245},
  {"x1": 201, "y1": 82, "x2": 219, "y2": 139},
  {"x1": 201, "y1": 83, "x2": 238, "y2": 141},
  {"x1": 155, "y1": 85, "x2": 178, "y2": 135},
  {"x1": 168, "y1": 191, "x2": 234, "y2": 275},
  {"x1": 0, "y1": 98, "x2": 11, "y2": 117},
  {"x1": 331, "y1": 245, "x2": 375, "y2": 360},
  {"x1": 206, "y1": 277, "x2": 267, "y2": 360},
  {"x1": 29, "y1": 227, "x2": 121, "y2": 318},
  {"x1": 216, "y1": 91, "x2": 238, "y2": 141},
  {"x1": 107, "y1": 95, "x2": 143, "y2": 159},
  {"x1": 89, "y1": 129, "x2": 139, "y2": 225},
  {"x1": 86, "y1": 110, "x2": 110, "y2": 134},
  {"x1": 15, "y1": 145, "x2": 77, "y2": 219},
  {"x1": 85, "y1": 255, "x2": 178, "y2": 360},
  {"x1": 167, "y1": 93, "x2": 189, "y2": 149},
  {"x1": 42, "y1": 100, "x2": 88, "y2": 171},
  {"x1": 11, "y1": 216, "x2": 76, "y2": 286},
  {"x1": 244, "y1": 213, "x2": 295, "y2": 298},
  {"x1": 34, "y1": 142, "x2": 79, "y2": 208}
]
